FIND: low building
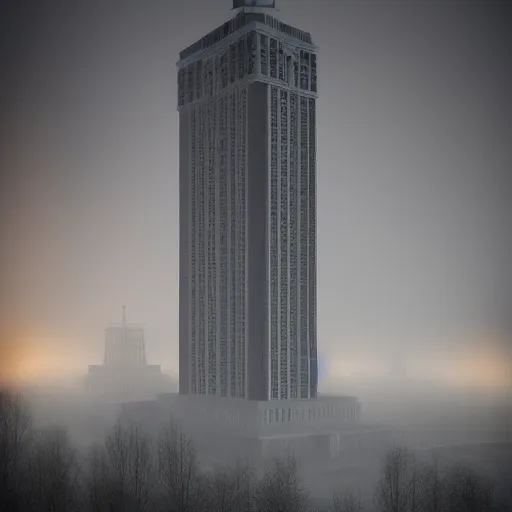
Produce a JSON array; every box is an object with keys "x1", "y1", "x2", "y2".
[{"x1": 121, "y1": 393, "x2": 364, "y2": 465}]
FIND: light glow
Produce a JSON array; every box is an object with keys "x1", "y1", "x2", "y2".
[{"x1": 0, "y1": 333, "x2": 90, "y2": 386}]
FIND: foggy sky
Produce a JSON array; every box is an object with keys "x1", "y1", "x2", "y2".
[{"x1": 1, "y1": 0, "x2": 511, "y2": 390}]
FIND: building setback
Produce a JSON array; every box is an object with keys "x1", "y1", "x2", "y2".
[{"x1": 178, "y1": 0, "x2": 318, "y2": 401}]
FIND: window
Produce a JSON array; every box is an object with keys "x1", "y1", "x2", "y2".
[
  {"x1": 269, "y1": 38, "x2": 277, "y2": 78},
  {"x1": 247, "y1": 31, "x2": 256, "y2": 75},
  {"x1": 260, "y1": 34, "x2": 268, "y2": 75}
]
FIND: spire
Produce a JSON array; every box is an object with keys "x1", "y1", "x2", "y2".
[{"x1": 122, "y1": 305, "x2": 127, "y2": 326}]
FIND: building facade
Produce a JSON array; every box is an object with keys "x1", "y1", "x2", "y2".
[
  {"x1": 86, "y1": 307, "x2": 174, "y2": 401},
  {"x1": 121, "y1": 393, "x2": 362, "y2": 464},
  {"x1": 104, "y1": 307, "x2": 146, "y2": 367},
  {"x1": 178, "y1": 0, "x2": 318, "y2": 401}
]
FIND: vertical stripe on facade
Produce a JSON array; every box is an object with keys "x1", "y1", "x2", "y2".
[
  {"x1": 289, "y1": 92, "x2": 298, "y2": 399},
  {"x1": 219, "y1": 93, "x2": 228, "y2": 397},
  {"x1": 270, "y1": 85, "x2": 279, "y2": 400},
  {"x1": 279, "y1": 88, "x2": 289, "y2": 399},
  {"x1": 179, "y1": 107, "x2": 190, "y2": 395},
  {"x1": 237, "y1": 86, "x2": 247, "y2": 398},
  {"x1": 229, "y1": 88, "x2": 237, "y2": 397},
  {"x1": 299, "y1": 94, "x2": 309, "y2": 399},
  {"x1": 207, "y1": 87, "x2": 217, "y2": 395},
  {"x1": 190, "y1": 106, "x2": 197, "y2": 395},
  {"x1": 197, "y1": 100, "x2": 206, "y2": 395},
  {"x1": 308, "y1": 97, "x2": 317, "y2": 397},
  {"x1": 178, "y1": 24, "x2": 317, "y2": 401}
]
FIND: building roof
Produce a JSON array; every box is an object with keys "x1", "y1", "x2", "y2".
[
  {"x1": 233, "y1": 0, "x2": 276, "y2": 8},
  {"x1": 179, "y1": 9, "x2": 313, "y2": 62}
]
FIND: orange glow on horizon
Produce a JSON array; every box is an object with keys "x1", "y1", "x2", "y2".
[
  {"x1": 0, "y1": 332, "x2": 91, "y2": 387},
  {"x1": 1, "y1": 330, "x2": 510, "y2": 396},
  {"x1": 435, "y1": 349, "x2": 512, "y2": 393},
  {"x1": 322, "y1": 335, "x2": 512, "y2": 396}
]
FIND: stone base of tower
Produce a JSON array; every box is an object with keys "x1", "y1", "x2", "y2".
[{"x1": 120, "y1": 393, "x2": 362, "y2": 466}]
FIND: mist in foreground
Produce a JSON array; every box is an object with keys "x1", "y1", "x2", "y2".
[{"x1": 1, "y1": 387, "x2": 511, "y2": 511}]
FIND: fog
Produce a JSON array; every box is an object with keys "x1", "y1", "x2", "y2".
[
  {"x1": 1, "y1": 0, "x2": 511, "y2": 509},
  {"x1": 2, "y1": 386, "x2": 508, "y2": 510},
  {"x1": 1, "y1": 0, "x2": 511, "y2": 391}
]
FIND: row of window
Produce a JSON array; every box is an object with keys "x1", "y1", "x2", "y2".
[
  {"x1": 308, "y1": 98, "x2": 317, "y2": 396},
  {"x1": 188, "y1": 89, "x2": 248, "y2": 398},
  {"x1": 299, "y1": 95, "x2": 310, "y2": 399},
  {"x1": 178, "y1": 33, "x2": 317, "y2": 108},
  {"x1": 260, "y1": 403, "x2": 359, "y2": 425},
  {"x1": 229, "y1": 90, "x2": 238, "y2": 399},
  {"x1": 199, "y1": 402, "x2": 359, "y2": 431},
  {"x1": 279, "y1": 89, "x2": 289, "y2": 399},
  {"x1": 270, "y1": 86, "x2": 279, "y2": 400},
  {"x1": 236, "y1": 88, "x2": 247, "y2": 399},
  {"x1": 289, "y1": 92, "x2": 299, "y2": 399},
  {"x1": 219, "y1": 96, "x2": 229, "y2": 397},
  {"x1": 207, "y1": 98, "x2": 218, "y2": 396},
  {"x1": 269, "y1": 86, "x2": 317, "y2": 400},
  {"x1": 186, "y1": 86, "x2": 315, "y2": 401}
]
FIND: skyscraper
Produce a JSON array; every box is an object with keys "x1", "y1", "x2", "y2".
[{"x1": 178, "y1": 0, "x2": 317, "y2": 401}]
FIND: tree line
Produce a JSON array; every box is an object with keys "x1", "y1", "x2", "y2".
[{"x1": 0, "y1": 388, "x2": 508, "y2": 512}]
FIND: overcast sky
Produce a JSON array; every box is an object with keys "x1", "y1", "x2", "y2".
[{"x1": 1, "y1": 0, "x2": 511, "y2": 392}]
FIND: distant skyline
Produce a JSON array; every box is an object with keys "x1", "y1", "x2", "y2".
[{"x1": 1, "y1": 0, "x2": 511, "y2": 394}]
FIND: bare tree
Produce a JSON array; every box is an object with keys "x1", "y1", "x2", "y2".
[
  {"x1": 157, "y1": 416, "x2": 199, "y2": 512},
  {"x1": 408, "y1": 454, "x2": 420, "y2": 512},
  {"x1": 416, "y1": 453, "x2": 445, "y2": 512},
  {"x1": 125, "y1": 425, "x2": 153, "y2": 511},
  {"x1": 104, "y1": 420, "x2": 130, "y2": 509},
  {"x1": 332, "y1": 489, "x2": 363, "y2": 512},
  {"x1": 199, "y1": 465, "x2": 235, "y2": 512},
  {"x1": 85, "y1": 444, "x2": 110, "y2": 512},
  {"x1": 0, "y1": 388, "x2": 33, "y2": 510},
  {"x1": 229, "y1": 457, "x2": 257, "y2": 512},
  {"x1": 374, "y1": 446, "x2": 417, "y2": 512},
  {"x1": 27, "y1": 426, "x2": 83, "y2": 512},
  {"x1": 443, "y1": 464, "x2": 494, "y2": 512},
  {"x1": 256, "y1": 453, "x2": 308, "y2": 512},
  {"x1": 201, "y1": 457, "x2": 257, "y2": 512},
  {"x1": 103, "y1": 419, "x2": 153, "y2": 512}
]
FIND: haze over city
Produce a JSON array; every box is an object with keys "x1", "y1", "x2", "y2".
[
  {"x1": 1, "y1": 1, "x2": 512, "y2": 511},
  {"x1": 1, "y1": 0, "x2": 511, "y2": 399}
]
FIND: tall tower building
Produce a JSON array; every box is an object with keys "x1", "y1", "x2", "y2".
[{"x1": 178, "y1": 0, "x2": 317, "y2": 401}]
